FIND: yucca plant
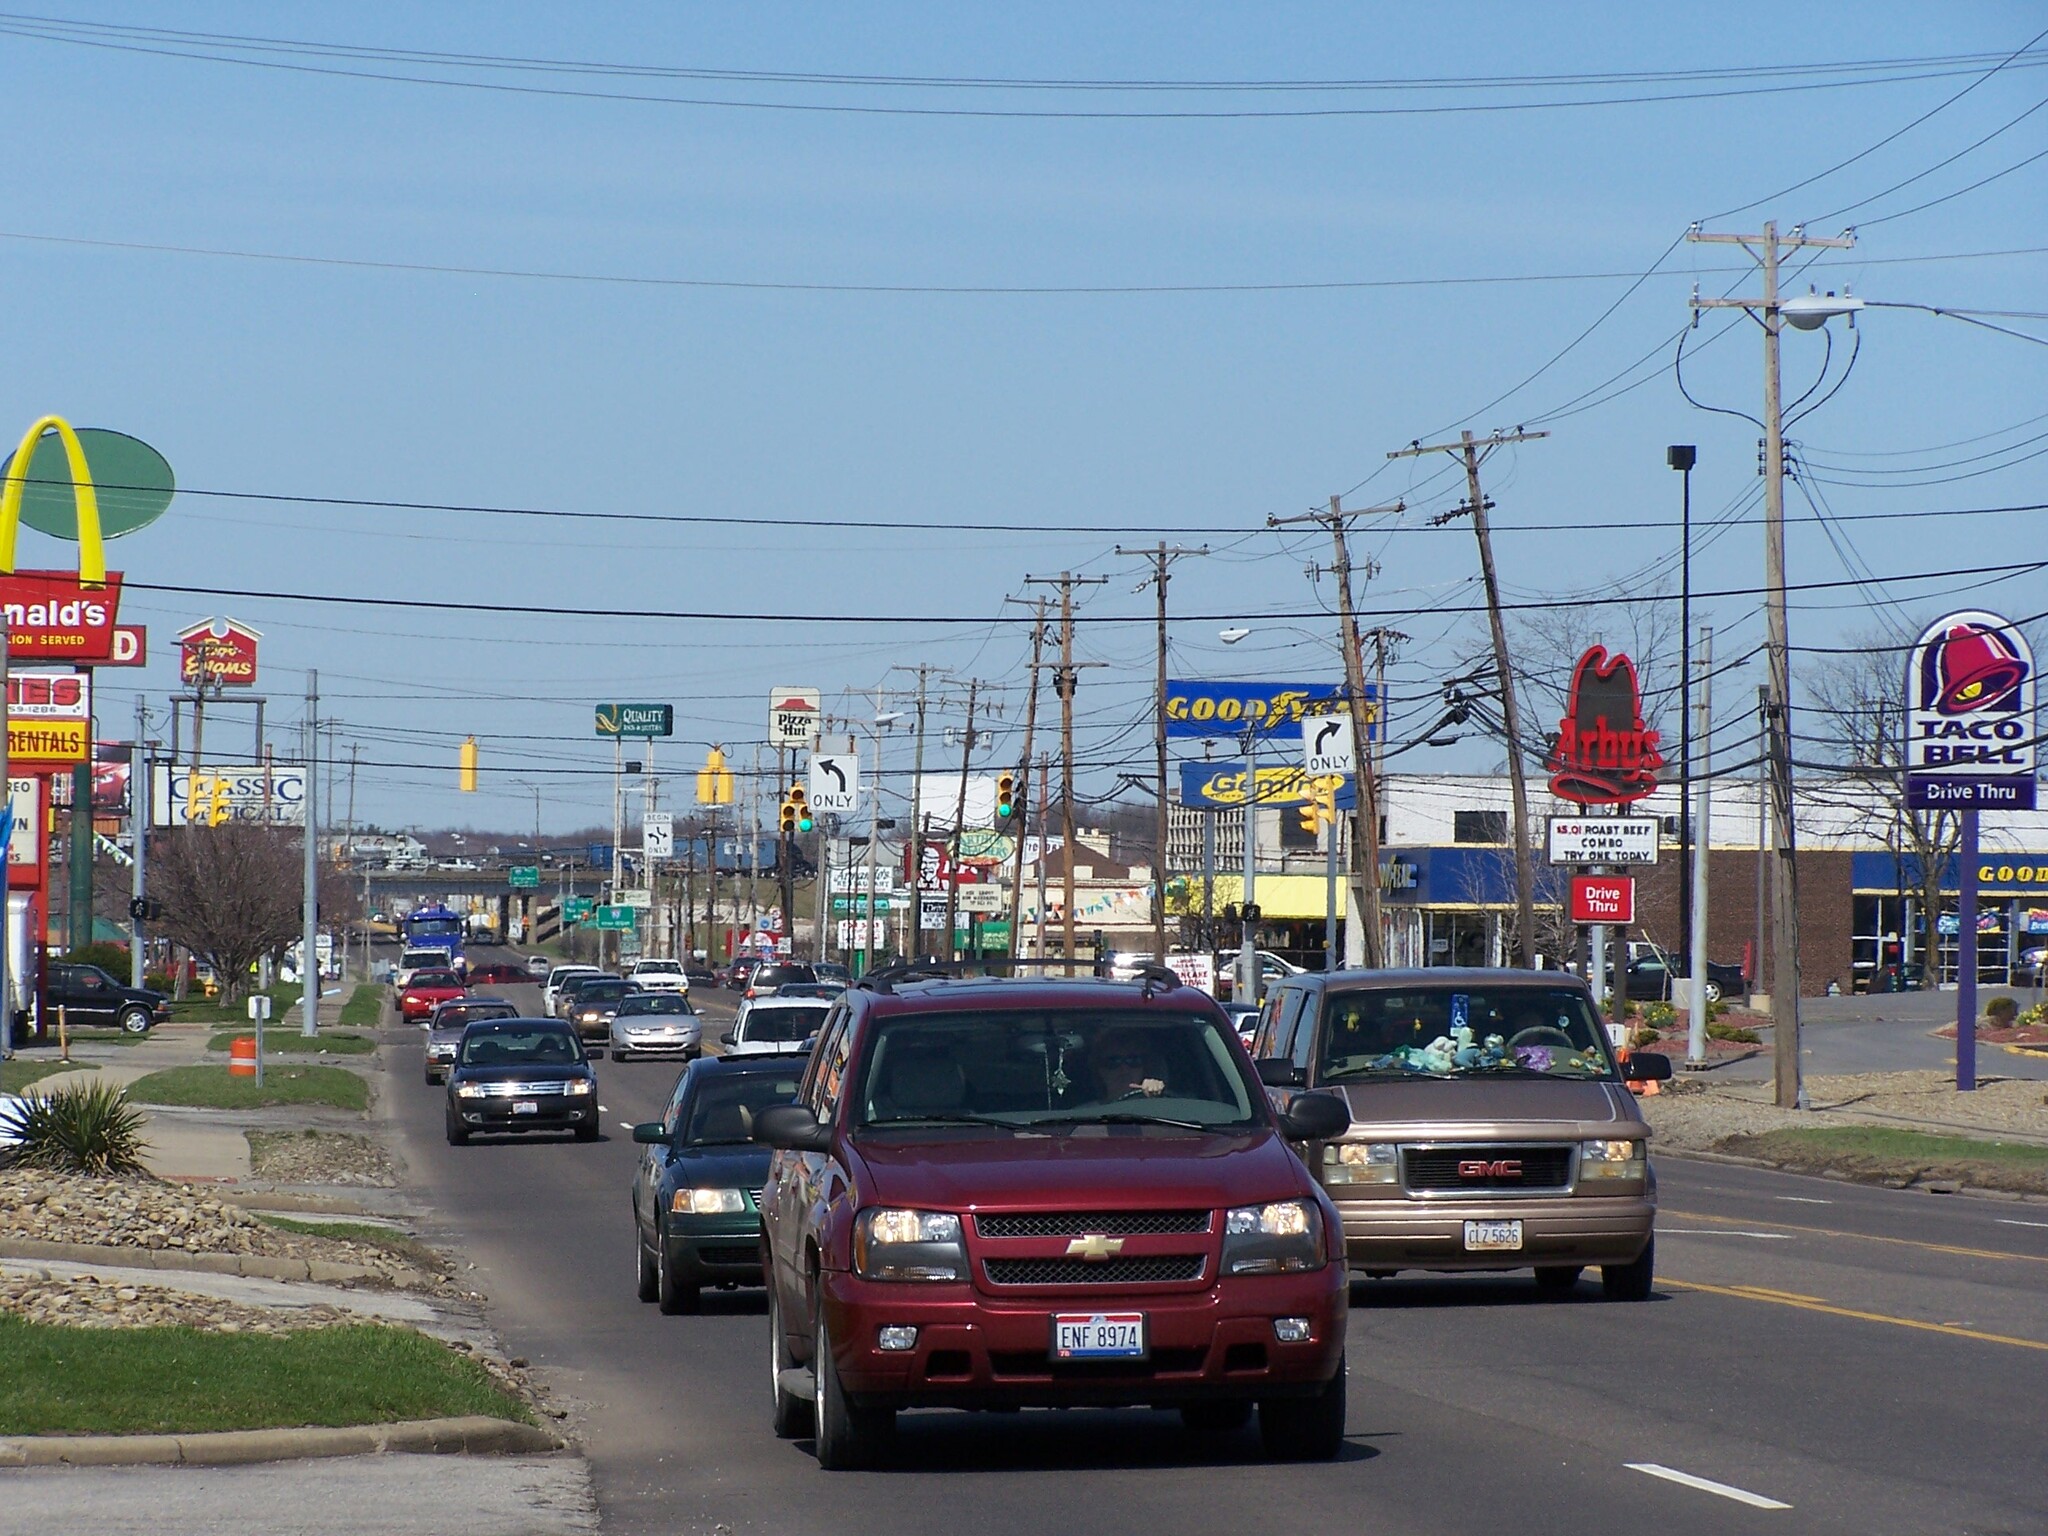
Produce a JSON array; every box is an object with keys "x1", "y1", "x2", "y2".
[{"x1": 3, "y1": 1080, "x2": 151, "y2": 1176}]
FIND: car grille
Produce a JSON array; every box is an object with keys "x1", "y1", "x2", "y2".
[
  {"x1": 1403, "y1": 1145, "x2": 1574, "y2": 1193},
  {"x1": 984, "y1": 1255, "x2": 1205, "y2": 1287},
  {"x1": 463, "y1": 1080, "x2": 576, "y2": 1098},
  {"x1": 976, "y1": 1210, "x2": 1211, "y2": 1239},
  {"x1": 750, "y1": 1188, "x2": 766, "y2": 1210}
]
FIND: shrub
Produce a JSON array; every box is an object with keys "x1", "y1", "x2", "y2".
[
  {"x1": 1708, "y1": 1022, "x2": 1762, "y2": 1045},
  {"x1": 1626, "y1": 1025, "x2": 1660, "y2": 1049},
  {"x1": 1639, "y1": 1001, "x2": 1677, "y2": 1031},
  {"x1": 2019, "y1": 1001, "x2": 2048, "y2": 1028},
  {"x1": 1985, "y1": 995, "x2": 2018, "y2": 1025},
  {"x1": 59, "y1": 943, "x2": 132, "y2": 978},
  {"x1": 2, "y1": 1080, "x2": 151, "y2": 1176},
  {"x1": 144, "y1": 971, "x2": 174, "y2": 993}
]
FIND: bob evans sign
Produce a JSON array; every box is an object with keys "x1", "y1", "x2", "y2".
[
  {"x1": 1164, "y1": 680, "x2": 1374, "y2": 741},
  {"x1": 0, "y1": 571, "x2": 123, "y2": 661},
  {"x1": 1546, "y1": 816, "x2": 1659, "y2": 866}
]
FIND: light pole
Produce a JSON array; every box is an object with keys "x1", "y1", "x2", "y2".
[
  {"x1": 864, "y1": 712, "x2": 904, "y2": 972},
  {"x1": 1667, "y1": 444, "x2": 1697, "y2": 976}
]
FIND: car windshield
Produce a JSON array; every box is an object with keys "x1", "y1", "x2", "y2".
[
  {"x1": 577, "y1": 982, "x2": 629, "y2": 1004},
  {"x1": 635, "y1": 961, "x2": 682, "y2": 974},
  {"x1": 853, "y1": 1008, "x2": 1258, "y2": 1133},
  {"x1": 1318, "y1": 987, "x2": 1617, "y2": 1081},
  {"x1": 406, "y1": 918, "x2": 462, "y2": 938},
  {"x1": 621, "y1": 994, "x2": 693, "y2": 1016},
  {"x1": 401, "y1": 951, "x2": 443, "y2": 968},
  {"x1": 460, "y1": 1027, "x2": 583, "y2": 1067},
  {"x1": 755, "y1": 966, "x2": 816, "y2": 987},
  {"x1": 436, "y1": 1004, "x2": 514, "y2": 1029},
  {"x1": 680, "y1": 1071, "x2": 803, "y2": 1145},
  {"x1": 743, "y1": 1005, "x2": 830, "y2": 1042},
  {"x1": 411, "y1": 971, "x2": 460, "y2": 988}
]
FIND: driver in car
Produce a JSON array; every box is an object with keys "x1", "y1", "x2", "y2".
[{"x1": 1092, "y1": 1029, "x2": 1168, "y2": 1100}]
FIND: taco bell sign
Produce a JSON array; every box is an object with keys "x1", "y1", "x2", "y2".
[{"x1": 1904, "y1": 610, "x2": 2036, "y2": 811}]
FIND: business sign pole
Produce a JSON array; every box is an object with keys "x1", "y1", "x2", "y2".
[{"x1": 1904, "y1": 611, "x2": 2036, "y2": 1091}]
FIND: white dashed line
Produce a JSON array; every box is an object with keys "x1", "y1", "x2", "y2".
[
  {"x1": 1660, "y1": 1229, "x2": 1793, "y2": 1239},
  {"x1": 1626, "y1": 1463, "x2": 1791, "y2": 1510},
  {"x1": 1774, "y1": 1195, "x2": 1831, "y2": 1205},
  {"x1": 617, "y1": 1120, "x2": 635, "y2": 1130},
  {"x1": 1996, "y1": 1218, "x2": 2048, "y2": 1229}
]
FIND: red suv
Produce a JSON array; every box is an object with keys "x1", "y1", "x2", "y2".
[{"x1": 752, "y1": 967, "x2": 1353, "y2": 1469}]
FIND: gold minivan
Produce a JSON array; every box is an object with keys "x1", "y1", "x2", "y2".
[{"x1": 1252, "y1": 968, "x2": 1670, "y2": 1300}]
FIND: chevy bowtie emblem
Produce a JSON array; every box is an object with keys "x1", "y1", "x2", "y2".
[{"x1": 1065, "y1": 1234, "x2": 1125, "y2": 1261}]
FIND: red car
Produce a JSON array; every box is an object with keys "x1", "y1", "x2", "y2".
[
  {"x1": 752, "y1": 966, "x2": 1352, "y2": 1470},
  {"x1": 399, "y1": 968, "x2": 468, "y2": 1023},
  {"x1": 466, "y1": 963, "x2": 530, "y2": 987}
]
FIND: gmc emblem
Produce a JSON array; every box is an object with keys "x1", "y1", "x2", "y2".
[{"x1": 1458, "y1": 1158, "x2": 1523, "y2": 1179}]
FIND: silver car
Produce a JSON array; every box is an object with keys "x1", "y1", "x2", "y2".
[
  {"x1": 607, "y1": 991, "x2": 703, "y2": 1062},
  {"x1": 424, "y1": 997, "x2": 521, "y2": 1084}
]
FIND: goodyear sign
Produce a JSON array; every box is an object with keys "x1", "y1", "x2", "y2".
[
  {"x1": 1163, "y1": 680, "x2": 1372, "y2": 741},
  {"x1": 1180, "y1": 762, "x2": 1354, "y2": 809}
]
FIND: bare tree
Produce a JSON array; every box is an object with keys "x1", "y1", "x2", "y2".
[{"x1": 146, "y1": 826, "x2": 308, "y2": 1002}]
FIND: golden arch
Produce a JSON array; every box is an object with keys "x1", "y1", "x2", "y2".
[{"x1": 0, "y1": 415, "x2": 107, "y2": 584}]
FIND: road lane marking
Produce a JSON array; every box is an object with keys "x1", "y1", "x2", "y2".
[
  {"x1": 1666, "y1": 1277, "x2": 2048, "y2": 1353},
  {"x1": 1997, "y1": 1218, "x2": 2048, "y2": 1229},
  {"x1": 618, "y1": 1120, "x2": 635, "y2": 1130},
  {"x1": 1662, "y1": 1208, "x2": 2048, "y2": 1266},
  {"x1": 1774, "y1": 1195, "x2": 1830, "y2": 1204},
  {"x1": 1625, "y1": 1463, "x2": 1791, "y2": 1510},
  {"x1": 1660, "y1": 1228, "x2": 1793, "y2": 1239}
]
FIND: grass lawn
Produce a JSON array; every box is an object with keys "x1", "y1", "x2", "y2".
[
  {"x1": 338, "y1": 983, "x2": 383, "y2": 1028},
  {"x1": 0, "y1": 1060, "x2": 99, "y2": 1093},
  {"x1": 0, "y1": 1316, "x2": 529, "y2": 1434},
  {"x1": 166, "y1": 982, "x2": 306, "y2": 1026},
  {"x1": 205, "y1": 1030, "x2": 374, "y2": 1056},
  {"x1": 126, "y1": 1064, "x2": 370, "y2": 1112},
  {"x1": 1722, "y1": 1125, "x2": 2048, "y2": 1194},
  {"x1": 41, "y1": 1029, "x2": 144, "y2": 1048}
]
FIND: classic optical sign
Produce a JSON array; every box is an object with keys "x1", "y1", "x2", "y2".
[{"x1": 1903, "y1": 610, "x2": 2036, "y2": 811}]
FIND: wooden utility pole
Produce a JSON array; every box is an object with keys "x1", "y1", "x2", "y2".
[
  {"x1": 943, "y1": 679, "x2": 980, "y2": 959},
  {"x1": 1006, "y1": 600, "x2": 1049, "y2": 961},
  {"x1": 1388, "y1": 429, "x2": 1547, "y2": 966},
  {"x1": 1115, "y1": 542, "x2": 1208, "y2": 961},
  {"x1": 1266, "y1": 499, "x2": 1400, "y2": 968},
  {"x1": 888, "y1": 664, "x2": 944, "y2": 959},
  {"x1": 1025, "y1": 572, "x2": 1108, "y2": 974}
]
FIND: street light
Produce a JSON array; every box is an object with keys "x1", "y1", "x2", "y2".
[
  {"x1": 1218, "y1": 627, "x2": 1250, "y2": 645},
  {"x1": 1667, "y1": 444, "x2": 1697, "y2": 991},
  {"x1": 861, "y1": 712, "x2": 907, "y2": 971}
]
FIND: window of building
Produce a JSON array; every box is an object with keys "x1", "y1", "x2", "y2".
[{"x1": 1453, "y1": 810, "x2": 1508, "y2": 845}]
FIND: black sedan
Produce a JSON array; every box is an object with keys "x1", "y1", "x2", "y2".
[
  {"x1": 1624, "y1": 952, "x2": 1748, "y2": 1005},
  {"x1": 445, "y1": 1018, "x2": 599, "y2": 1145},
  {"x1": 630, "y1": 1056, "x2": 804, "y2": 1314}
]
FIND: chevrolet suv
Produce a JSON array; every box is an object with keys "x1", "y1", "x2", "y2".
[
  {"x1": 751, "y1": 966, "x2": 1352, "y2": 1470},
  {"x1": 1251, "y1": 968, "x2": 1669, "y2": 1301}
]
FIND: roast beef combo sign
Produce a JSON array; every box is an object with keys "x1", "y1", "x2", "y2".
[{"x1": 1544, "y1": 646, "x2": 1663, "y2": 807}]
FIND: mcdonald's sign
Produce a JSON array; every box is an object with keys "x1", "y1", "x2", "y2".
[{"x1": 0, "y1": 416, "x2": 126, "y2": 660}]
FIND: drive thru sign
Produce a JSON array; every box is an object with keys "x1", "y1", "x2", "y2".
[{"x1": 1569, "y1": 875, "x2": 1635, "y2": 925}]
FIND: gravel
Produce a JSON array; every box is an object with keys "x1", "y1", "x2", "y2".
[
  {"x1": 0, "y1": 1269, "x2": 354, "y2": 1333},
  {"x1": 1645, "y1": 1069, "x2": 2048, "y2": 1152},
  {"x1": 246, "y1": 1130, "x2": 399, "y2": 1188}
]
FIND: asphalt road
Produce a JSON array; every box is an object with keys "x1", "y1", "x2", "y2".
[{"x1": 388, "y1": 955, "x2": 2048, "y2": 1535}]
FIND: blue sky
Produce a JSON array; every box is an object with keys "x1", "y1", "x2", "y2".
[{"x1": 1, "y1": 3, "x2": 2042, "y2": 836}]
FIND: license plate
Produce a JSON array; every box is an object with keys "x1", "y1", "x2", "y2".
[
  {"x1": 512, "y1": 1101, "x2": 539, "y2": 1115},
  {"x1": 1463, "y1": 1219, "x2": 1523, "y2": 1251},
  {"x1": 1053, "y1": 1313, "x2": 1146, "y2": 1360}
]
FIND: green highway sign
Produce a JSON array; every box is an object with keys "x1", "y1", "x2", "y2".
[
  {"x1": 594, "y1": 703, "x2": 675, "y2": 738},
  {"x1": 595, "y1": 904, "x2": 637, "y2": 930},
  {"x1": 508, "y1": 866, "x2": 540, "y2": 889},
  {"x1": 563, "y1": 896, "x2": 594, "y2": 921}
]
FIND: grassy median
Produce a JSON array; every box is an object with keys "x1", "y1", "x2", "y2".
[
  {"x1": 126, "y1": 1064, "x2": 370, "y2": 1112},
  {"x1": 0, "y1": 1060, "x2": 99, "y2": 1094},
  {"x1": 337, "y1": 983, "x2": 384, "y2": 1028},
  {"x1": 205, "y1": 1030, "x2": 374, "y2": 1056},
  {"x1": 1719, "y1": 1125, "x2": 2048, "y2": 1195},
  {"x1": 0, "y1": 1317, "x2": 529, "y2": 1434}
]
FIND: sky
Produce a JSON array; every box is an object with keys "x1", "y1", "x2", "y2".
[{"x1": 0, "y1": 2, "x2": 2042, "y2": 839}]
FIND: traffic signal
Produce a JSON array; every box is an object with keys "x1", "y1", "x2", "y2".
[
  {"x1": 778, "y1": 791, "x2": 798, "y2": 835},
  {"x1": 995, "y1": 771, "x2": 1017, "y2": 821},
  {"x1": 791, "y1": 786, "x2": 814, "y2": 833}
]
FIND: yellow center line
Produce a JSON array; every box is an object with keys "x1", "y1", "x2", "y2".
[
  {"x1": 1660, "y1": 1208, "x2": 2048, "y2": 1265},
  {"x1": 1666, "y1": 1277, "x2": 2048, "y2": 1353}
]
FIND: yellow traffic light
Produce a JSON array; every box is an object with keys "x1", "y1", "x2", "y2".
[
  {"x1": 791, "y1": 786, "x2": 814, "y2": 833},
  {"x1": 1298, "y1": 799, "x2": 1320, "y2": 836},
  {"x1": 996, "y1": 770, "x2": 1017, "y2": 821},
  {"x1": 186, "y1": 772, "x2": 232, "y2": 827},
  {"x1": 698, "y1": 746, "x2": 735, "y2": 806},
  {"x1": 778, "y1": 793, "x2": 798, "y2": 835},
  {"x1": 459, "y1": 736, "x2": 478, "y2": 793}
]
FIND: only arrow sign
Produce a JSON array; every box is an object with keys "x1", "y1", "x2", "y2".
[
  {"x1": 808, "y1": 753, "x2": 859, "y2": 813},
  {"x1": 1302, "y1": 713, "x2": 1356, "y2": 776}
]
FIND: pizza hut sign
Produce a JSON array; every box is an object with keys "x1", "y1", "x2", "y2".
[{"x1": 1545, "y1": 646, "x2": 1663, "y2": 808}]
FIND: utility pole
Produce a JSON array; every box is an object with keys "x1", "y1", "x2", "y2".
[
  {"x1": 1686, "y1": 627, "x2": 1714, "y2": 1068},
  {"x1": 1025, "y1": 572, "x2": 1108, "y2": 974},
  {"x1": 1006, "y1": 600, "x2": 1048, "y2": 963},
  {"x1": 1689, "y1": 220, "x2": 1853, "y2": 1107},
  {"x1": 1116, "y1": 543, "x2": 1208, "y2": 961},
  {"x1": 1265, "y1": 499, "x2": 1401, "y2": 969},
  {"x1": 892, "y1": 664, "x2": 942, "y2": 959},
  {"x1": 1388, "y1": 430, "x2": 1548, "y2": 966},
  {"x1": 944, "y1": 680, "x2": 980, "y2": 960},
  {"x1": 300, "y1": 670, "x2": 320, "y2": 1036},
  {"x1": 131, "y1": 698, "x2": 147, "y2": 990}
]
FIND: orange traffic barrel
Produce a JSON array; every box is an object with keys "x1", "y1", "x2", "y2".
[{"x1": 227, "y1": 1036, "x2": 258, "y2": 1077}]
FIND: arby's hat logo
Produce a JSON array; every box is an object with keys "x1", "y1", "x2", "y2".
[{"x1": 1545, "y1": 646, "x2": 1663, "y2": 807}]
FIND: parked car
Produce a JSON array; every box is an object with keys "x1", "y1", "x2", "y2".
[
  {"x1": 751, "y1": 967, "x2": 1351, "y2": 1469},
  {"x1": 608, "y1": 991, "x2": 703, "y2": 1062},
  {"x1": 563, "y1": 977, "x2": 633, "y2": 1042},
  {"x1": 399, "y1": 968, "x2": 468, "y2": 1024},
  {"x1": 725, "y1": 995, "x2": 833, "y2": 1057},
  {"x1": 627, "y1": 958, "x2": 691, "y2": 996},
  {"x1": 1621, "y1": 950, "x2": 1747, "y2": 1005},
  {"x1": 542, "y1": 965, "x2": 603, "y2": 1017},
  {"x1": 424, "y1": 997, "x2": 521, "y2": 1084},
  {"x1": 445, "y1": 1017, "x2": 598, "y2": 1145},
  {"x1": 743, "y1": 962, "x2": 818, "y2": 1000},
  {"x1": 630, "y1": 1055, "x2": 805, "y2": 1312},
  {"x1": 43, "y1": 964, "x2": 168, "y2": 1036},
  {"x1": 1250, "y1": 967, "x2": 1669, "y2": 1300}
]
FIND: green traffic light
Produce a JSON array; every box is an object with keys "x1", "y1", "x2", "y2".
[{"x1": 799, "y1": 814, "x2": 814, "y2": 832}]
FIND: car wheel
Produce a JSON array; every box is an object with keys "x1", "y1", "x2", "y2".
[
  {"x1": 1602, "y1": 1235, "x2": 1655, "y2": 1302},
  {"x1": 610, "y1": 1048, "x2": 625, "y2": 1062},
  {"x1": 574, "y1": 1117, "x2": 600, "y2": 1143},
  {"x1": 813, "y1": 1296, "x2": 891, "y2": 1470},
  {"x1": 656, "y1": 1227, "x2": 700, "y2": 1315},
  {"x1": 1703, "y1": 979, "x2": 1724, "y2": 1004},
  {"x1": 635, "y1": 1221, "x2": 659, "y2": 1303},
  {"x1": 118, "y1": 1006, "x2": 153, "y2": 1037},
  {"x1": 1534, "y1": 1265, "x2": 1583, "y2": 1296},
  {"x1": 1181, "y1": 1401, "x2": 1253, "y2": 1434},
  {"x1": 423, "y1": 1067, "x2": 437, "y2": 1086},
  {"x1": 444, "y1": 1109, "x2": 469, "y2": 1147},
  {"x1": 1259, "y1": 1367, "x2": 1346, "y2": 1462},
  {"x1": 767, "y1": 1281, "x2": 813, "y2": 1439}
]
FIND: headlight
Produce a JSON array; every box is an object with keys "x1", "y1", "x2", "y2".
[
  {"x1": 455, "y1": 1082, "x2": 486, "y2": 1098},
  {"x1": 1322, "y1": 1141, "x2": 1399, "y2": 1186},
  {"x1": 563, "y1": 1079, "x2": 594, "y2": 1095},
  {"x1": 1579, "y1": 1139, "x2": 1645, "y2": 1181},
  {"x1": 1222, "y1": 1199, "x2": 1325, "y2": 1275},
  {"x1": 853, "y1": 1207, "x2": 965, "y2": 1282},
  {"x1": 670, "y1": 1187, "x2": 745, "y2": 1215}
]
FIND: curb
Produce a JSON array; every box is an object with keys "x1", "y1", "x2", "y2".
[
  {"x1": 1659, "y1": 1148, "x2": 2048, "y2": 1204},
  {"x1": 0, "y1": 1415, "x2": 565, "y2": 1467},
  {"x1": 0, "y1": 1238, "x2": 430, "y2": 1290}
]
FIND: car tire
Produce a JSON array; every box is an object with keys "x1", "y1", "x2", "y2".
[
  {"x1": 574, "y1": 1118, "x2": 600, "y2": 1143},
  {"x1": 656, "y1": 1228, "x2": 700, "y2": 1316},
  {"x1": 118, "y1": 1006, "x2": 153, "y2": 1037},
  {"x1": 1601, "y1": 1235, "x2": 1655, "y2": 1302},
  {"x1": 423, "y1": 1067, "x2": 438, "y2": 1086},
  {"x1": 813, "y1": 1297, "x2": 891, "y2": 1470},
  {"x1": 610, "y1": 1048, "x2": 625, "y2": 1062},
  {"x1": 635, "y1": 1222, "x2": 659, "y2": 1304},
  {"x1": 1258, "y1": 1367, "x2": 1346, "y2": 1462},
  {"x1": 444, "y1": 1109, "x2": 469, "y2": 1147},
  {"x1": 1703, "y1": 979, "x2": 1724, "y2": 1004},
  {"x1": 767, "y1": 1282, "x2": 813, "y2": 1440},
  {"x1": 1534, "y1": 1265, "x2": 1583, "y2": 1296},
  {"x1": 1181, "y1": 1401, "x2": 1253, "y2": 1434}
]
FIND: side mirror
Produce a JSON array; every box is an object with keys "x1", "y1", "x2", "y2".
[
  {"x1": 719, "y1": 1031, "x2": 736, "y2": 1048},
  {"x1": 1621, "y1": 1052, "x2": 1673, "y2": 1083},
  {"x1": 752, "y1": 1103, "x2": 832, "y2": 1154},
  {"x1": 1276, "y1": 1091, "x2": 1351, "y2": 1143},
  {"x1": 1255, "y1": 1057, "x2": 1305, "y2": 1089},
  {"x1": 630, "y1": 1122, "x2": 668, "y2": 1144}
]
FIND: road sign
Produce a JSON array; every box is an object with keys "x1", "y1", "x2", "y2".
[
  {"x1": 809, "y1": 753, "x2": 859, "y2": 813},
  {"x1": 616, "y1": 888, "x2": 652, "y2": 909},
  {"x1": 643, "y1": 811, "x2": 674, "y2": 859},
  {"x1": 8, "y1": 669, "x2": 91, "y2": 767},
  {"x1": 1569, "y1": 875, "x2": 1635, "y2": 925},
  {"x1": 595, "y1": 904, "x2": 637, "y2": 930},
  {"x1": 1302, "y1": 715, "x2": 1356, "y2": 777},
  {"x1": 769, "y1": 687, "x2": 821, "y2": 747},
  {"x1": 1903, "y1": 610, "x2": 2036, "y2": 811},
  {"x1": 508, "y1": 866, "x2": 540, "y2": 889},
  {"x1": 594, "y1": 703, "x2": 674, "y2": 738},
  {"x1": 955, "y1": 885, "x2": 1004, "y2": 915},
  {"x1": 178, "y1": 617, "x2": 260, "y2": 687},
  {"x1": 563, "y1": 896, "x2": 594, "y2": 921},
  {"x1": 1546, "y1": 817, "x2": 1659, "y2": 866}
]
